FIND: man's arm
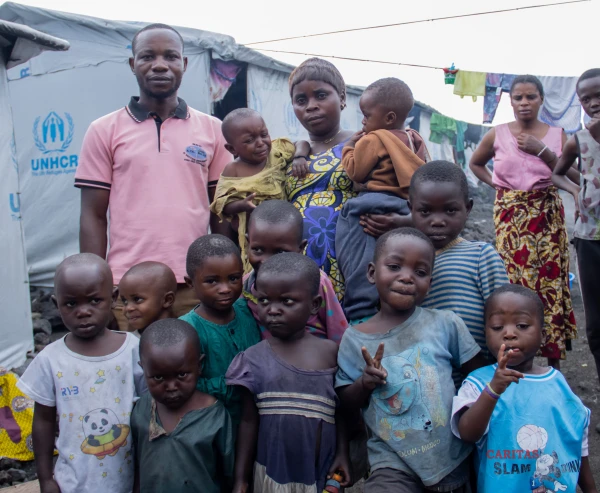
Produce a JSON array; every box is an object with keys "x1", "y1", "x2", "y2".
[
  {"x1": 33, "y1": 403, "x2": 60, "y2": 493},
  {"x1": 209, "y1": 186, "x2": 234, "y2": 240},
  {"x1": 79, "y1": 188, "x2": 109, "y2": 258}
]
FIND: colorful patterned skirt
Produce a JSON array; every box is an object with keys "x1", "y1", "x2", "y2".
[{"x1": 494, "y1": 187, "x2": 576, "y2": 359}]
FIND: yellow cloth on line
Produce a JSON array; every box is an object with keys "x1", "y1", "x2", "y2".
[
  {"x1": 210, "y1": 138, "x2": 295, "y2": 273},
  {"x1": 453, "y1": 70, "x2": 486, "y2": 102},
  {"x1": 0, "y1": 368, "x2": 35, "y2": 461}
]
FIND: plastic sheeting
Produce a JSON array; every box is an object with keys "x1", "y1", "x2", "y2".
[
  {"x1": 0, "y1": 61, "x2": 34, "y2": 369},
  {"x1": 247, "y1": 64, "x2": 363, "y2": 140}
]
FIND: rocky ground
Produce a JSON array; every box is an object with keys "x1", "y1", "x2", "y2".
[{"x1": 3, "y1": 188, "x2": 598, "y2": 490}]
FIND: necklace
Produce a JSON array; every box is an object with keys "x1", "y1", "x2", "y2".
[{"x1": 311, "y1": 129, "x2": 341, "y2": 145}]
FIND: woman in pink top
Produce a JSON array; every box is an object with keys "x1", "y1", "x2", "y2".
[{"x1": 470, "y1": 75, "x2": 580, "y2": 369}]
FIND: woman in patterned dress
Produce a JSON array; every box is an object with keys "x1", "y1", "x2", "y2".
[
  {"x1": 469, "y1": 74, "x2": 580, "y2": 369},
  {"x1": 286, "y1": 58, "x2": 404, "y2": 301}
]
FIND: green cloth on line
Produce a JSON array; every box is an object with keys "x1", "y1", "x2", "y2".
[
  {"x1": 430, "y1": 113, "x2": 457, "y2": 144},
  {"x1": 180, "y1": 298, "x2": 260, "y2": 424}
]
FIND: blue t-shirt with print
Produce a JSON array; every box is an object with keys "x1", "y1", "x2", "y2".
[{"x1": 335, "y1": 307, "x2": 480, "y2": 486}]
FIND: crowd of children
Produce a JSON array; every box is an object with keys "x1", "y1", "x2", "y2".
[{"x1": 16, "y1": 66, "x2": 600, "y2": 493}]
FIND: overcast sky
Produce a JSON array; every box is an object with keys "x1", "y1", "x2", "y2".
[{"x1": 9, "y1": 0, "x2": 597, "y2": 125}]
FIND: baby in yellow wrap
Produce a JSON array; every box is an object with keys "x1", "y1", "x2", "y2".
[{"x1": 210, "y1": 108, "x2": 309, "y2": 272}]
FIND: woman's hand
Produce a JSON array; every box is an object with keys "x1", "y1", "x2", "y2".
[
  {"x1": 291, "y1": 157, "x2": 310, "y2": 179},
  {"x1": 359, "y1": 213, "x2": 411, "y2": 238},
  {"x1": 516, "y1": 133, "x2": 545, "y2": 156}
]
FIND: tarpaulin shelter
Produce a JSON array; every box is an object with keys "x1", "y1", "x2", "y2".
[{"x1": 0, "y1": 16, "x2": 68, "y2": 369}]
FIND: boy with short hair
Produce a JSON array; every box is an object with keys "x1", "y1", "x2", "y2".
[
  {"x1": 243, "y1": 200, "x2": 348, "y2": 343},
  {"x1": 118, "y1": 261, "x2": 177, "y2": 335},
  {"x1": 17, "y1": 253, "x2": 145, "y2": 493},
  {"x1": 210, "y1": 108, "x2": 309, "y2": 272},
  {"x1": 411, "y1": 160, "x2": 509, "y2": 364},
  {"x1": 179, "y1": 234, "x2": 260, "y2": 425},
  {"x1": 552, "y1": 68, "x2": 600, "y2": 385},
  {"x1": 452, "y1": 284, "x2": 596, "y2": 492},
  {"x1": 336, "y1": 228, "x2": 482, "y2": 492},
  {"x1": 337, "y1": 77, "x2": 430, "y2": 322},
  {"x1": 132, "y1": 318, "x2": 234, "y2": 492}
]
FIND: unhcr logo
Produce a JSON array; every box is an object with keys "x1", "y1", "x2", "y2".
[{"x1": 31, "y1": 112, "x2": 78, "y2": 177}]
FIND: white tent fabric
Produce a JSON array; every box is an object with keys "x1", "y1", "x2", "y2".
[
  {"x1": 0, "y1": 61, "x2": 33, "y2": 369},
  {"x1": 0, "y1": 17, "x2": 68, "y2": 369}
]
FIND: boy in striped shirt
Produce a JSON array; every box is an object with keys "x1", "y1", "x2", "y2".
[{"x1": 409, "y1": 160, "x2": 509, "y2": 366}]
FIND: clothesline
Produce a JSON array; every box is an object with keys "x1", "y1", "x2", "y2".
[
  {"x1": 253, "y1": 48, "x2": 583, "y2": 130},
  {"x1": 242, "y1": 0, "x2": 590, "y2": 46}
]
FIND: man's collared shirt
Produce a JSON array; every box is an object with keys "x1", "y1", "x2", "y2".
[{"x1": 75, "y1": 97, "x2": 231, "y2": 283}]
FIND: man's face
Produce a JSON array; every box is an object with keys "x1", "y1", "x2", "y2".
[{"x1": 129, "y1": 28, "x2": 187, "y2": 100}]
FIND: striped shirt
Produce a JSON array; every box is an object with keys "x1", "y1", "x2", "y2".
[{"x1": 421, "y1": 238, "x2": 509, "y2": 358}]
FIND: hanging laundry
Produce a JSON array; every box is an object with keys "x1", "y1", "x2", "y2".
[
  {"x1": 443, "y1": 65, "x2": 458, "y2": 85},
  {"x1": 209, "y1": 59, "x2": 243, "y2": 103},
  {"x1": 483, "y1": 73, "x2": 517, "y2": 123},
  {"x1": 453, "y1": 70, "x2": 486, "y2": 102},
  {"x1": 538, "y1": 76, "x2": 582, "y2": 134},
  {"x1": 430, "y1": 113, "x2": 457, "y2": 144},
  {"x1": 406, "y1": 105, "x2": 422, "y2": 132},
  {"x1": 455, "y1": 121, "x2": 469, "y2": 165}
]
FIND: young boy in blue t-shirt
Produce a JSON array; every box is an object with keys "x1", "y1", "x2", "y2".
[
  {"x1": 452, "y1": 284, "x2": 595, "y2": 493},
  {"x1": 336, "y1": 228, "x2": 482, "y2": 492}
]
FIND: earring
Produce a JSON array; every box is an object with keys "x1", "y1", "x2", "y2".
[{"x1": 341, "y1": 103, "x2": 346, "y2": 110}]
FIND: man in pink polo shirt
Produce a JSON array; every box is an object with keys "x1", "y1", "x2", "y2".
[{"x1": 75, "y1": 23, "x2": 232, "y2": 330}]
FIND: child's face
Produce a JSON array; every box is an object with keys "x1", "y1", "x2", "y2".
[
  {"x1": 141, "y1": 340, "x2": 201, "y2": 410},
  {"x1": 578, "y1": 76, "x2": 600, "y2": 119},
  {"x1": 255, "y1": 270, "x2": 320, "y2": 340},
  {"x1": 485, "y1": 292, "x2": 543, "y2": 371},
  {"x1": 410, "y1": 181, "x2": 472, "y2": 250},
  {"x1": 360, "y1": 90, "x2": 393, "y2": 133},
  {"x1": 118, "y1": 273, "x2": 173, "y2": 332},
  {"x1": 367, "y1": 235, "x2": 433, "y2": 313},
  {"x1": 53, "y1": 264, "x2": 116, "y2": 339},
  {"x1": 185, "y1": 254, "x2": 243, "y2": 312},
  {"x1": 226, "y1": 115, "x2": 272, "y2": 165},
  {"x1": 247, "y1": 220, "x2": 306, "y2": 273}
]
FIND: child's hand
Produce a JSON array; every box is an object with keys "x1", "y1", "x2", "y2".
[
  {"x1": 239, "y1": 193, "x2": 257, "y2": 213},
  {"x1": 231, "y1": 481, "x2": 249, "y2": 493},
  {"x1": 516, "y1": 134, "x2": 545, "y2": 157},
  {"x1": 40, "y1": 479, "x2": 61, "y2": 493},
  {"x1": 360, "y1": 343, "x2": 387, "y2": 391},
  {"x1": 348, "y1": 131, "x2": 365, "y2": 146},
  {"x1": 291, "y1": 156, "x2": 310, "y2": 179},
  {"x1": 489, "y1": 344, "x2": 525, "y2": 396},
  {"x1": 328, "y1": 456, "x2": 352, "y2": 488},
  {"x1": 586, "y1": 118, "x2": 600, "y2": 141}
]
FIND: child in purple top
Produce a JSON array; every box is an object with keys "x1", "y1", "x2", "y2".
[
  {"x1": 242, "y1": 200, "x2": 348, "y2": 343},
  {"x1": 227, "y1": 253, "x2": 350, "y2": 492}
]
